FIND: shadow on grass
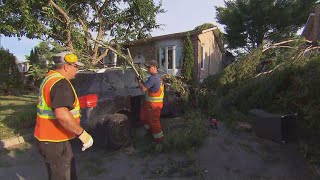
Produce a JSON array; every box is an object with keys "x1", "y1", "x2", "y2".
[{"x1": 0, "y1": 95, "x2": 36, "y2": 102}]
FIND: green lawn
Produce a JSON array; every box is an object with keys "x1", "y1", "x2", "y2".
[{"x1": 0, "y1": 94, "x2": 37, "y2": 139}]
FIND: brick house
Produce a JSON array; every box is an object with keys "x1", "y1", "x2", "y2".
[{"x1": 126, "y1": 27, "x2": 224, "y2": 82}]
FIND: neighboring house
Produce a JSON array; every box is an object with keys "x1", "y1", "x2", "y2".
[
  {"x1": 126, "y1": 27, "x2": 224, "y2": 82},
  {"x1": 302, "y1": 5, "x2": 320, "y2": 43},
  {"x1": 16, "y1": 57, "x2": 50, "y2": 74},
  {"x1": 16, "y1": 61, "x2": 30, "y2": 73}
]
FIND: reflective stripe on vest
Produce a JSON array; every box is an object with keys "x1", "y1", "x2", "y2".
[
  {"x1": 144, "y1": 124, "x2": 150, "y2": 130},
  {"x1": 34, "y1": 70, "x2": 80, "y2": 142},
  {"x1": 37, "y1": 108, "x2": 80, "y2": 119},
  {"x1": 145, "y1": 77, "x2": 164, "y2": 103},
  {"x1": 153, "y1": 131, "x2": 164, "y2": 139}
]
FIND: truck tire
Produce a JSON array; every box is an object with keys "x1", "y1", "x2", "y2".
[{"x1": 106, "y1": 113, "x2": 132, "y2": 149}]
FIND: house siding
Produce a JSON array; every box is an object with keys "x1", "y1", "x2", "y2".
[
  {"x1": 129, "y1": 41, "x2": 156, "y2": 64},
  {"x1": 197, "y1": 31, "x2": 223, "y2": 81},
  {"x1": 127, "y1": 27, "x2": 223, "y2": 82}
]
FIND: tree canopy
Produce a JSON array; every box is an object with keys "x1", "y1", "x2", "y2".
[
  {"x1": 215, "y1": 0, "x2": 317, "y2": 51},
  {"x1": 0, "y1": 48, "x2": 22, "y2": 93},
  {"x1": 27, "y1": 41, "x2": 64, "y2": 85},
  {"x1": 0, "y1": 0, "x2": 164, "y2": 65},
  {"x1": 193, "y1": 23, "x2": 216, "y2": 31}
]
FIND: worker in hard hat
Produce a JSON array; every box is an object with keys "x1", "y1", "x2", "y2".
[
  {"x1": 137, "y1": 60, "x2": 164, "y2": 143},
  {"x1": 34, "y1": 52, "x2": 93, "y2": 180}
]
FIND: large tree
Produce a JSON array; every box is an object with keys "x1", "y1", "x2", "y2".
[
  {"x1": 0, "y1": 0, "x2": 164, "y2": 65},
  {"x1": 215, "y1": 0, "x2": 317, "y2": 51},
  {"x1": 27, "y1": 41, "x2": 64, "y2": 86},
  {"x1": 0, "y1": 48, "x2": 22, "y2": 93}
]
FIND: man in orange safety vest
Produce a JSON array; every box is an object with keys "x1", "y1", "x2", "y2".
[
  {"x1": 34, "y1": 52, "x2": 93, "y2": 180},
  {"x1": 137, "y1": 60, "x2": 164, "y2": 143}
]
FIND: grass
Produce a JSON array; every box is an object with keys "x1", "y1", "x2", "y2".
[
  {"x1": 0, "y1": 94, "x2": 37, "y2": 139},
  {"x1": 129, "y1": 111, "x2": 207, "y2": 179},
  {"x1": 133, "y1": 110, "x2": 207, "y2": 154}
]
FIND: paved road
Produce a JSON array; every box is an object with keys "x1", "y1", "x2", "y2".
[{"x1": 0, "y1": 124, "x2": 318, "y2": 180}]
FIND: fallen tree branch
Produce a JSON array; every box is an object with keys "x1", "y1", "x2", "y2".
[
  {"x1": 255, "y1": 64, "x2": 282, "y2": 78},
  {"x1": 89, "y1": 38, "x2": 142, "y2": 78},
  {"x1": 262, "y1": 39, "x2": 309, "y2": 52},
  {"x1": 299, "y1": 46, "x2": 320, "y2": 58}
]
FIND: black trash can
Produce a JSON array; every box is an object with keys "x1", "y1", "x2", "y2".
[{"x1": 249, "y1": 109, "x2": 297, "y2": 143}]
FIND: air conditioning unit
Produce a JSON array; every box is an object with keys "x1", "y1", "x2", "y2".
[{"x1": 248, "y1": 109, "x2": 297, "y2": 143}]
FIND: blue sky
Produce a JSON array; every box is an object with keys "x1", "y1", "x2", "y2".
[{"x1": 0, "y1": 0, "x2": 225, "y2": 62}]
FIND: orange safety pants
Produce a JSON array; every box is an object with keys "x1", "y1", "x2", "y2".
[{"x1": 140, "y1": 101, "x2": 164, "y2": 142}]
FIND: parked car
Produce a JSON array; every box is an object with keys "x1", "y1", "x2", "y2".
[{"x1": 71, "y1": 67, "x2": 181, "y2": 149}]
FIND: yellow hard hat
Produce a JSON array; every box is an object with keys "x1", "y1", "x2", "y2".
[
  {"x1": 64, "y1": 53, "x2": 78, "y2": 63},
  {"x1": 53, "y1": 51, "x2": 84, "y2": 67}
]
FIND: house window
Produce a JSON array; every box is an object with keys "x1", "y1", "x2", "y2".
[
  {"x1": 168, "y1": 47, "x2": 173, "y2": 69},
  {"x1": 158, "y1": 47, "x2": 165, "y2": 69},
  {"x1": 201, "y1": 45, "x2": 205, "y2": 70},
  {"x1": 157, "y1": 45, "x2": 180, "y2": 71}
]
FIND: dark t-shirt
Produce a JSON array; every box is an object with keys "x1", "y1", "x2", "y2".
[
  {"x1": 50, "y1": 79, "x2": 75, "y2": 110},
  {"x1": 144, "y1": 74, "x2": 161, "y2": 93}
]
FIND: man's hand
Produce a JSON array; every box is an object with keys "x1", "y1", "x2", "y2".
[
  {"x1": 136, "y1": 75, "x2": 142, "y2": 82},
  {"x1": 78, "y1": 130, "x2": 93, "y2": 151}
]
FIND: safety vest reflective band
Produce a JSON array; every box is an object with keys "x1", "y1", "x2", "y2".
[
  {"x1": 153, "y1": 131, "x2": 164, "y2": 139},
  {"x1": 36, "y1": 108, "x2": 80, "y2": 118},
  {"x1": 34, "y1": 70, "x2": 80, "y2": 142},
  {"x1": 144, "y1": 124, "x2": 150, "y2": 130},
  {"x1": 145, "y1": 77, "x2": 164, "y2": 103}
]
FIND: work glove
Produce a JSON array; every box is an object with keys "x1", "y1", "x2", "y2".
[{"x1": 78, "y1": 130, "x2": 93, "y2": 151}]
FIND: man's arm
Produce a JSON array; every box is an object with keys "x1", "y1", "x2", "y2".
[
  {"x1": 51, "y1": 79, "x2": 93, "y2": 151},
  {"x1": 138, "y1": 80, "x2": 148, "y2": 92},
  {"x1": 54, "y1": 107, "x2": 83, "y2": 135}
]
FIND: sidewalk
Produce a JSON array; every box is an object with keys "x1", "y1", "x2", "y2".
[{"x1": 0, "y1": 133, "x2": 34, "y2": 149}]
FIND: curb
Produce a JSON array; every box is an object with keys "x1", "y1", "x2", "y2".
[{"x1": 0, "y1": 133, "x2": 34, "y2": 149}]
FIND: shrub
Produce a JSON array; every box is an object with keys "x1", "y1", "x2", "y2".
[
  {"x1": 0, "y1": 48, "x2": 23, "y2": 94},
  {"x1": 181, "y1": 33, "x2": 196, "y2": 83},
  {"x1": 199, "y1": 40, "x2": 320, "y2": 163}
]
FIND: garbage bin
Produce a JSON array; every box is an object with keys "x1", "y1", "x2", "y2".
[{"x1": 248, "y1": 109, "x2": 297, "y2": 143}]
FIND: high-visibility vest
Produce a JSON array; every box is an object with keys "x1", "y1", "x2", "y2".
[
  {"x1": 145, "y1": 75, "x2": 164, "y2": 103},
  {"x1": 34, "y1": 70, "x2": 80, "y2": 142}
]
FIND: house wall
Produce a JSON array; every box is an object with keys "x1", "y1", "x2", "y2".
[
  {"x1": 197, "y1": 31, "x2": 223, "y2": 81},
  {"x1": 155, "y1": 39, "x2": 182, "y2": 75},
  {"x1": 17, "y1": 62, "x2": 30, "y2": 73},
  {"x1": 130, "y1": 39, "x2": 183, "y2": 76},
  {"x1": 129, "y1": 41, "x2": 156, "y2": 64},
  {"x1": 128, "y1": 29, "x2": 223, "y2": 82}
]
